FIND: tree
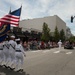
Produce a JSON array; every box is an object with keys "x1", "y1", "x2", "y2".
[
  {"x1": 54, "y1": 26, "x2": 59, "y2": 42},
  {"x1": 59, "y1": 29, "x2": 65, "y2": 42},
  {"x1": 68, "y1": 36, "x2": 75, "y2": 42},
  {"x1": 41, "y1": 22, "x2": 50, "y2": 42}
]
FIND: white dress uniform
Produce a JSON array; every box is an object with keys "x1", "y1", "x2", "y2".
[
  {"x1": 8, "y1": 36, "x2": 17, "y2": 69},
  {"x1": 58, "y1": 40, "x2": 62, "y2": 50},
  {"x1": 15, "y1": 39, "x2": 26, "y2": 71},
  {"x1": 3, "y1": 40, "x2": 9, "y2": 66},
  {"x1": 0, "y1": 42, "x2": 4, "y2": 66}
]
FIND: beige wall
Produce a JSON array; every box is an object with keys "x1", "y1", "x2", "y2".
[
  {"x1": 19, "y1": 15, "x2": 66, "y2": 35},
  {"x1": 56, "y1": 15, "x2": 66, "y2": 34}
]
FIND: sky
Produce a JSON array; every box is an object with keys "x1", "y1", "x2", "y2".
[{"x1": 0, "y1": 0, "x2": 75, "y2": 35}]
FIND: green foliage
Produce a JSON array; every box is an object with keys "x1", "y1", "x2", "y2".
[
  {"x1": 68, "y1": 36, "x2": 75, "y2": 42},
  {"x1": 59, "y1": 29, "x2": 65, "y2": 42},
  {"x1": 54, "y1": 26, "x2": 59, "y2": 42},
  {"x1": 41, "y1": 22, "x2": 50, "y2": 42}
]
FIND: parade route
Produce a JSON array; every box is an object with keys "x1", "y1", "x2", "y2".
[
  {"x1": 24, "y1": 47, "x2": 75, "y2": 75},
  {"x1": 0, "y1": 47, "x2": 75, "y2": 75},
  {"x1": 0, "y1": 0, "x2": 75, "y2": 75}
]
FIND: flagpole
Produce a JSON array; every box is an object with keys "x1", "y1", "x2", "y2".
[
  {"x1": 18, "y1": 5, "x2": 22, "y2": 28},
  {"x1": 9, "y1": 7, "x2": 11, "y2": 33},
  {"x1": 9, "y1": 7, "x2": 11, "y2": 13}
]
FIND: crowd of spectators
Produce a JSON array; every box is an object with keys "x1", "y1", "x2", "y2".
[{"x1": 22, "y1": 40, "x2": 59, "y2": 51}]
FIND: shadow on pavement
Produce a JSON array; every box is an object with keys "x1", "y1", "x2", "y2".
[{"x1": 0, "y1": 66, "x2": 30, "y2": 75}]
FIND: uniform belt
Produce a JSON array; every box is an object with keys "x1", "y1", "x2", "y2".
[{"x1": 16, "y1": 50, "x2": 21, "y2": 52}]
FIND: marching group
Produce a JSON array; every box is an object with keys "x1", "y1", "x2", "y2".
[{"x1": 0, "y1": 35, "x2": 26, "y2": 72}]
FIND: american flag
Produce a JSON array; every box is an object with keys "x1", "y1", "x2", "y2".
[
  {"x1": 0, "y1": 14, "x2": 19, "y2": 27},
  {"x1": 0, "y1": 6, "x2": 21, "y2": 27}
]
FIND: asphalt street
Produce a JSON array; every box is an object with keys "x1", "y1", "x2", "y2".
[{"x1": 0, "y1": 47, "x2": 75, "y2": 75}]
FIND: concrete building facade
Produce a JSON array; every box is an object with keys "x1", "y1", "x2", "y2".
[
  {"x1": 19, "y1": 15, "x2": 66, "y2": 35},
  {"x1": 66, "y1": 27, "x2": 73, "y2": 38}
]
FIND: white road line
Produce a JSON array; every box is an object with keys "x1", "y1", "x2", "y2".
[
  {"x1": 31, "y1": 50, "x2": 41, "y2": 52},
  {"x1": 66, "y1": 52, "x2": 72, "y2": 54},
  {"x1": 54, "y1": 50, "x2": 60, "y2": 53},
  {"x1": 43, "y1": 50, "x2": 51, "y2": 53}
]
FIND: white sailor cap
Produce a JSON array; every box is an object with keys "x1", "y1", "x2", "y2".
[
  {"x1": 15, "y1": 38, "x2": 20, "y2": 41},
  {"x1": 6, "y1": 36, "x2": 8, "y2": 38},
  {"x1": 10, "y1": 35, "x2": 15, "y2": 38},
  {"x1": 59, "y1": 40, "x2": 61, "y2": 42}
]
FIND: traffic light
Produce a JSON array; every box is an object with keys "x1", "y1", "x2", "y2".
[{"x1": 71, "y1": 16, "x2": 74, "y2": 23}]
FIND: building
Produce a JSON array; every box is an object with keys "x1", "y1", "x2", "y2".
[
  {"x1": 66, "y1": 27, "x2": 73, "y2": 39},
  {"x1": 9, "y1": 15, "x2": 73, "y2": 41},
  {"x1": 19, "y1": 15, "x2": 66, "y2": 35}
]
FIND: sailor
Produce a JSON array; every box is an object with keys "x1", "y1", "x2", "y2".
[
  {"x1": 58, "y1": 40, "x2": 62, "y2": 50},
  {"x1": 3, "y1": 36, "x2": 10, "y2": 67},
  {"x1": 0, "y1": 41, "x2": 4, "y2": 66},
  {"x1": 8, "y1": 35, "x2": 17, "y2": 70},
  {"x1": 15, "y1": 38, "x2": 26, "y2": 72}
]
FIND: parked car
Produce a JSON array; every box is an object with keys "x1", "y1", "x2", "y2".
[{"x1": 64, "y1": 41, "x2": 74, "y2": 49}]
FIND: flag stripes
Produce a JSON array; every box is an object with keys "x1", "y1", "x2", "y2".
[
  {"x1": 0, "y1": 6, "x2": 21, "y2": 27},
  {"x1": 0, "y1": 14, "x2": 19, "y2": 26}
]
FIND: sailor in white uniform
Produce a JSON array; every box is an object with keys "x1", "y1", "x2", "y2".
[
  {"x1": 0, "y1": 42, "x2": 4, "y2": 66},
  {"x1": 15, "y1": 38, "x2": 26, "y2": 72},
  {"x1": 58, "y1": 40, "x2": 62, "y2": 50},
  {"x1": 8, "y1": 35, "x2": 17, "y2": 70},
  {"x1": 3, "y1": 36, "x2": 10, "y2": 67}
]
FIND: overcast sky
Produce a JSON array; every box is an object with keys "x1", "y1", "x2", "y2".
[{"x1": 0, "y1": 0, "x2": 75, "y2": 35}]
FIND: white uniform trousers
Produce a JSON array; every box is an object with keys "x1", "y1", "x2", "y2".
[
  {"x1": 7, "y1": 51, "x2": 16, "y2": 68},
  {"x1": 3, "y1": 50, "x2": 9, "y2": 66},
  {"x1": 0, "y1": 50, "x2": 4, "y2": 66},
  {"x1": 15, "y1": 51, "x2": 24, "y2": 71}
]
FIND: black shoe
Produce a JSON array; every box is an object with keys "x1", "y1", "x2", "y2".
[
  {"x1": 7, "y1": 66, "x2": 10, "y2": 69},
  {"x1": 16, "y1": 69, "x2": 23, "y2": 72},
  {"x1": 2, "y1": 65, "x2": 6, "y2": 68},
  {"x1": 0, "y1": 65, "x2": 2, "y2": 67},
  {"x1": 20, "y1": 69, "x2": 23, "y2": 72},
  {"x1": 10, "y1": 67, "x2": 15, "y2": 70},
  {"x1": 3, "y1": 65, "x2": 8, "y2": 68},
  {"x1": 16, "y1": 69, "x2": 21, "y2": 72}
]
